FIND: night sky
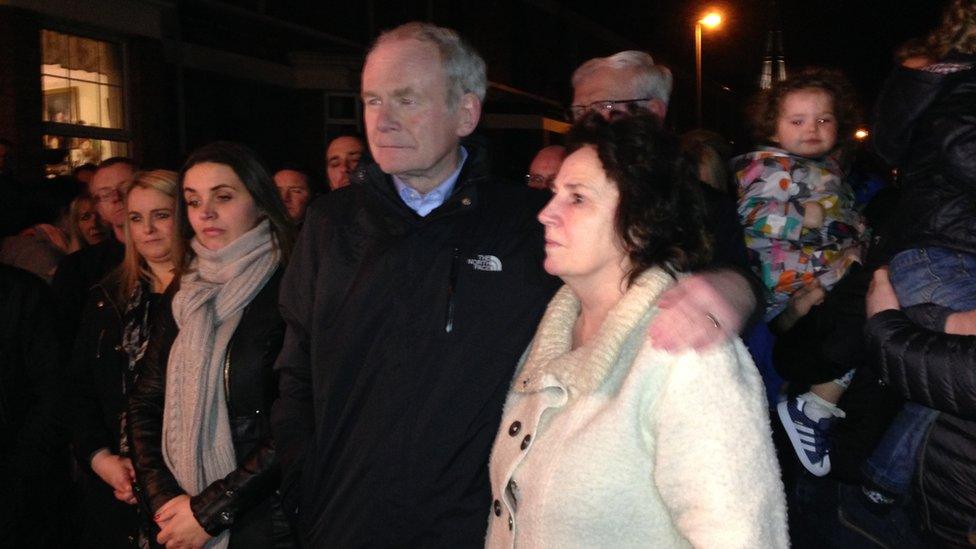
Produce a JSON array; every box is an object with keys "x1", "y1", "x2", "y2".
[{"x1": 565, "y1": 0, "x2": 945, "y2": 110}]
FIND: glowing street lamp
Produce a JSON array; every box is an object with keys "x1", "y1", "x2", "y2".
[
  {"x1": 696, "y1": 10, "x2": 723, "y2": 127},
  {"x1": 854, "y1": 128, "x2": 870, "y2": 141}
]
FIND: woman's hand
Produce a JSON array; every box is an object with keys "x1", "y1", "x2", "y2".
[
  {"x1": 155, "y1": 495, "x2": 211, "y2": 549},
  {"x1": 90, "y1": 449, "x2": 137, "y2": 505},
  {"x1": 866, "y1": 267, "x2": 900, "y2": 318}
]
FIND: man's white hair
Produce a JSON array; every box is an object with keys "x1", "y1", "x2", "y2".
[
  {"x1": 370, "y1": 22, "x2": 487, "y2": 108},
  {"x1": 571, "y1": 50, "x2": 674, "y2": 106}
]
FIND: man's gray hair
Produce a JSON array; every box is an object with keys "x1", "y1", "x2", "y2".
[
  {"x1": 370, "y1": 22, "x2": 487, "y2": 108},
  {"x1": 571, "y1": 50, "x2": 674, "y2": 106}
]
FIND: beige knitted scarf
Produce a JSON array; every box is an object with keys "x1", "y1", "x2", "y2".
[{"x1": 162, "y1": 219, "x2": 278, "y2": 548}]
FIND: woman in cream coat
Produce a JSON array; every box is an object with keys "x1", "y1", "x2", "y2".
[{"x1": 486, "y1": 112, "x2": 788, "y2": 548}]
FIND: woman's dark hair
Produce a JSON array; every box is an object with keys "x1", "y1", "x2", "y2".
[
  {"x1": 566, "y1": 111, "x2": 712, "y2": 284},
  {"x1": 747, "y1": 67, "x2": 861, "y2": 149},
  {"x1": 177, "y1": 141, "x2": 295, "y2": 268}
]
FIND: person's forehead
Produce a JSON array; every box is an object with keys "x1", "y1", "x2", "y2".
[
  {"x1": 363, "y1": 38, "x2": 447, "y2": 94},
  {"x1": 183, "y1": 162, "x2": 246, "y2": 191},
  {"x1": 274, "y1": 169, "x2": 309, "y2": 187},
  {"x1": 530, "y1": 152, "x2": 562, "y2": 173},
  {"x1": 573, "y1": 65, "x2": 638, "y2": 104},
  {"x1": 782, "y1": 89, "x2": 833, "y2": 112},
  {"x1": 90, "y1": 163, "x2": 132, "y2": 190},
  {"x1": 327, "y1": 137, "x2": 363, "y2": 158}
]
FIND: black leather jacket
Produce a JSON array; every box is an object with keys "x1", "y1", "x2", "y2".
[
  {"x1": 866, "y1": 309, "x2": 976, "y2": 546},
  {"x1": 871, "y1": 54, "x2": 976, "y2": 262},
  {"x1": 127, "y1": 268, "x2": 292, "y2": 545},
  {"x1": 68, "y1": 274, "x2": 128, "y2": 465}
]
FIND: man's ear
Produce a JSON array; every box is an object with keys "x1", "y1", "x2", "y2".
[
  {"x1": 455, "y1": 92, "x2": 482, "y2": 138},
  {"x1": 647, "y1": 99, "x2": 667, "y2": 121}
]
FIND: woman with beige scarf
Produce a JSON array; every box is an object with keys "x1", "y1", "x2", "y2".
[{"x1": 128, "y1": 142, "x2": 296, "y2": 549}]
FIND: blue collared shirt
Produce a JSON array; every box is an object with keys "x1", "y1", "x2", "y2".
[{"x1": 392, "y1": 146, "x2": 469, "y2": 217}]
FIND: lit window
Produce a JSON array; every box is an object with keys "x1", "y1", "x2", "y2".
[{"x1": 41, "y1": 29, "x2": 128, "y2": 175}]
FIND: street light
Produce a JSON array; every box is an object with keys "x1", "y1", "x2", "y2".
[{"x1": 695, "y1": 10, "x2": 722, "y2": 127}]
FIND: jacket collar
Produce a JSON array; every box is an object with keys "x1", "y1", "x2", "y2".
[
  {"x1": 514, "y1": 267, "x2": 674, "y2": 397},
  {"x1": 352, "y1": 140, "x2": 492, "y2": 223}
]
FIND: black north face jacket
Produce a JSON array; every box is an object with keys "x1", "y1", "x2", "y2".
[{"x1": 272, "y1": 144, "x2": 560, "y2": 547}]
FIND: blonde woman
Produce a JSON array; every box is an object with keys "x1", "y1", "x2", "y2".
[
  {"x1": 68, "y1": 170, "x2": 181, "y2": 547},
  {"x1": 67, "y1": 194, "x2": 107, "y2": 252}
]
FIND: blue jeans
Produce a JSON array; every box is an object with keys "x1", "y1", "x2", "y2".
[
  {"x1": 789, "y1": 473, "x2": 928, "y2": 548},
  {"x1": 889, "y1": 247, "x2": 976, "y2": 311},
  {"x1": 866, "y1": 247, "x2": 976, "y2": 496}
]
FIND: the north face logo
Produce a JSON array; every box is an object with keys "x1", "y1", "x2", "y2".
[{"x1": 466, "y1": 255, "x2": 502, "y2": 272}]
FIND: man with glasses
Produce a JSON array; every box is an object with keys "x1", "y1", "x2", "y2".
[
  {"x1": 51, "y1": 157, "x2": 135, "y2": 348},
  {"x1": 570, "y1": 51, "x2": 671, "y2": 122},
  {"x1": 570, "y1": 51, "x2": 762, "y2": 349}
]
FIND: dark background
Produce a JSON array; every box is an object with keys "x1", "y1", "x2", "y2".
[{"x1": 0, "y1": 0, "x2": 950, "y2": 183}]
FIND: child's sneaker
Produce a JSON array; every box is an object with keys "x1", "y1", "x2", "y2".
[{"x1": 777, "y1": 394, "x2": 837, "y2": 476}]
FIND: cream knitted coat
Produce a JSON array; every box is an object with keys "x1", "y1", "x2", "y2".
[{"x1": 485, "y1": 268, "x2": 789, "y2": 548}]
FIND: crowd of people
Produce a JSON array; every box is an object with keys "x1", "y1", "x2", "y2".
[{"x1": 1, "y1": 1, "x2": 974, "y2": 547}]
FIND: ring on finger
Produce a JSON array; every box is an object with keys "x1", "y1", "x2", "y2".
[{"x1": 705, "y1": 312, "x2": 721, "y2": 329}]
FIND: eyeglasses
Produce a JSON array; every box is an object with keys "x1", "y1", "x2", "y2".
[
  {"x1": 568, "y1": 97, "x2": 653, "y2": 121},
  {"x1": 525, "y1": 173, "x2": 556, "y2": 189},
  {"x1": 92, "y1": 188, "x2": 122, "y2": 204}
]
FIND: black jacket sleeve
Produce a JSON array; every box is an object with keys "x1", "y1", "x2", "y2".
[
  {"x1": 127, "y1": 293, "x2": 185, "y2": 512},
  {"x1": 937, "y1": 76, "x2": 976, "y2": 194},
  {"x1": 865, "y1": 309, "x2": 976, "y2": 421},
  {"x1": 270, "y1": 202, "x2": 323, "y2": 515},
  {"x1": 50, "y1": 251, "x2": 89, "y2": 354},
  {"x1": 67, "y1": 287, "x2": 117, "y2": 466},
  {"x1": 872, "y1": 65, "x2": 947, "y2": 167},
  {"x1": 189, "y1": 438, "x2": 281, "y2": 536},
  {"x1": 0, "y1": 268, "x2": 64, "y2": 483}
]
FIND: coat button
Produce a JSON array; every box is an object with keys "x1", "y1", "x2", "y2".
[
  {"x1": 508, "y1": 514, "x2": 514, "y2": 530},
  {"x1": 461, "y1": 197, "x2": 472, "y2": 206},
  {"x1": 219, "y1": 510, "x2": 233, "y2": 523},
  {"x1": 508, "y1": 421, "x2": 521, "y2": 436},
  {"x1": 493, "y1": 499, "x2": 501, "y2": 516},
  {"x1": 520, "y1": 434, "x2": 531, "y2": 450},
  {"x1": 96, "y1": 300, "x2": 104, "y2": 308},
  {"x1": 225, "y1": 489, "x2": 235, "y2": 497}
]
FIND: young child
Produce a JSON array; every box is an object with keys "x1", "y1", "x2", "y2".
[{"x1": 733, "y1": 68, "x2": 867, "y2": 476}]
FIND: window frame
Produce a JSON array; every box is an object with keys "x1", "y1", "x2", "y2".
[{"x1": 39, "y1": 25, "x2": 131, "y2": 147}]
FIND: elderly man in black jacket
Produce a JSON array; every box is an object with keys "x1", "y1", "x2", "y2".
[
  {"x1": 272, "y1": 23, "x2": 557, "y2": 547},
  {"x1": 272, "y1": 22, "x2": 759, "y2": 547}
]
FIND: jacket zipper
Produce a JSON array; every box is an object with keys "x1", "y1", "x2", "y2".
[
  {"x1": 96, "y1": 328, "x2": 106, "y2": 359},
  {"x1": 223, "y1": 339, "x2": 232, "y2": 408},
  {"x1": 445, "y1": 246, "x2": 460, "y2": 333}
]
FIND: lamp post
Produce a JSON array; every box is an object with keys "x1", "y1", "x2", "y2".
[{"x1": 695, "y1": 10, "x2": 722, "y2": 127}]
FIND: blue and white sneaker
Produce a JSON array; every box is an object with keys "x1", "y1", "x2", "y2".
[{"x1": 778, "y1": 395, "x2": 834, "y2": 476}]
